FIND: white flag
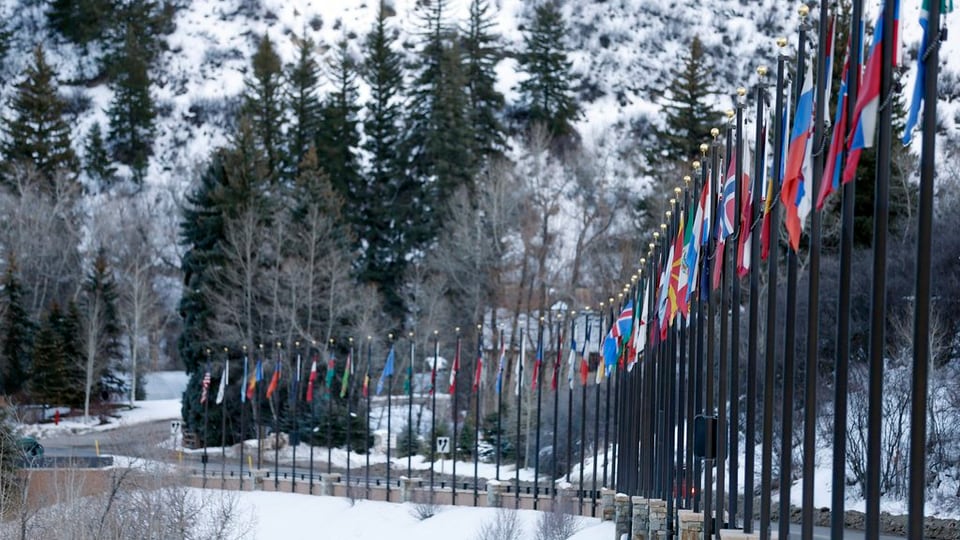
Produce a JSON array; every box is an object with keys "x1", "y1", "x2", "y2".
[{"x1": 215, "y1": 360, "x2": 228, "y2": 405}]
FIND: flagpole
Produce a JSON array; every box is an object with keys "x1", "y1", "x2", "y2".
[
  {"x1": 717, "y1": 116, "x2": 734, "y2": 530},
  {"x1": 552, "y1": 316, "x2": 562, "y2": 485},
  {"x1": 452, "y1": 332, "x2": 461, "y2": 506},
  {"x1": 909, "y1": 0, "x2": 941, "y2": 536},
  {"x1": 591, "y1": 306, "x2": 604, "y2": 516},
  {"x1": 257, "y1": 343, "x2": 264, "y2": 470},
  {"x1": 365, "y1": 337, "x2": 372, "y2": 499},
  {"x1": 566, "y1": 316, "x2": 575, "y2": 484},
  {"x1": 310, "y1": 344, "x2": 317, "y2": 494},
  {"x1": 203, "y1": 349, "x2": 210, "y2": 488},
  {"x1": 327, "y1": 339, "x2": 334, "y2": 475},
  {"x1": 578, "y1": 315, "x2": 588, "y2": 512},
  {"x1": 865, "y1": 0, "x2": 897, "y2": 535},
  {"x1": 534, "y1": 318, "x2": 544, "y2": 510},
  {"x1": 240, "y1": 348, "x2": 247, "y2": 491},
  {"x1": 346, "y1": 339, "x2": 353, "y2": 495},
  {"x1": 744, "y1": 66, "x2": 767, "y2": 534},
  {"x1": 693, "y1": 153, "x2": 706, "y2": 512},
  {"x1": 609, "y1": 301, "x2": 619, "y2": 490},
  {"x1": 802, "y1": 3, "x2": 830, "y2": 539},
  {"x1": 291, "y1": 344, "x2": 299, "y2": 493},
  {"x1": 274, "y1": 342, "x2": 281, "y2": 490},
  {"x1": 515, "y1": 329, "x2": 524, "y2": 509},
  {"x1": 603, "y1": 303, "x2": 614, "y2": 491},
  {"x1": 496, "y1": 328, "x2": 504, "y2": 481},
  {"x1": 221, "y1": 349, "x2": 228, "y2": 489},
  {"x1": 645, "y1": 244, "x2": 658, "y2": 499},
  {"x1": 431, "y1": 331, "x2": 439, "y2": 495},
  {"x1": 387, "y1": 336, "x2": 394, "y2": 502},
  {"x1": 780, "y1": 13, "x2": 809, "y2": 540},
  {"x1": 683, "y1": 188, "x2": 698, "y2": 510},
  {"x1": 665, "y1": 200, "x2": 679, "y2": 536},
  {"x1": 761, "y1": 38, "x2": 790, "y2": 540},
  {"x1": 408, "y1": 333, "x2": 415, "y2": 480},
  {"x1": 729, "y1": 86, "x2": 747, "y2": 529},
  {"x1": 473, "y1": 325, "x2": 482, "y2": 507}
]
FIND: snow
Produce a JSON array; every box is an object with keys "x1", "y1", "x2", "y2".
[{"x1": 228, "y1": 490, "x2": 614, "y2": 540}]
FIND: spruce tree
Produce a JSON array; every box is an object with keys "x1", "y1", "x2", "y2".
[
  {"x1": 47, "y1": 0, "x2": 114, "y2": 47},
  {"x1": 243, "y1": 34, "x2": 285, "y2": 182},
  {"x1": 316, "y1": 40, "x2": 361, "y2": 216},
  {"x1": 107, "y1": 26, "x2": 156, "y2": 184},
  {"x1": 80, "y1": 249, "x2": 124, "y2": 409},
  {"x1": 657, "y1": 36, "x2": 724, "y2": 163},
  {"x1": 84, "y1": 122, "x2": 117, "y2": 189},
  {"x1": 406, "y1": 0, "x2": 474, "y2": 211},
  {"x1": 30, "y1": 302, "x2": 84, "y2": 407},
  {"x1": 286, "y1": 33, "x2": 323, "y2": 179},
  {"x1": 463, "y1": 0, "x2": 507, "y2": 163},
  {"x1": 516, "y1": 1, "x2": 580, "y2": 139},
  {"x1": 2, "y1": 45, "x2": 79, "y2": 191},
  {"x1": 360, "y1": 2, "x2": 419, "y2": 320},
  {"x1": 0, "y1": 255, "x2": 34, "y2": 396}
]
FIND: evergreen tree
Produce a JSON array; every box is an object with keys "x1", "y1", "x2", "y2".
[
  {"x1": 406, "y1": 0, "x2": 474, "y2": 211},
  {"x1": 360, "y1": 2, "x2": 419, "y2": 320},
  {"x1": 107, "y1": 25, "x2": 156, "y2": 183},
  {"x1": 47, "y1": 0, "x2": 115, "y2": 47},
  {"x1": 463, "y1": 0, "x2": 507, "y2": 163},
  {"x1": 516, "y1": 1, "x2": 580, "y2": 139},
  {"x1": 0, "y1": 255, "x2": 34, "y2": 396},
  {"x1": 80, "y1": 249, "x2": 124, "y2": 409},
  {"x1": 657, "y1": 36, "x2": 724, "y2": 163},
  {"x1": 243, "y1": 34, "x2": 285, "y2": 182},
  {"x1": 316, "y1": 40, "x2": 362, "y2": 216},
  {"x1": 30, "y1": 302, "x2": 84, "y2": 406},
  {"x1": 2, "y1": 45, "x2": 79, "y2": 191},
  {"x1": 286, "y1": 33, "x2": 323, "y2": 179},
  {"x1": 84, "y1": 122, "x2": 117, "y2": 189}
]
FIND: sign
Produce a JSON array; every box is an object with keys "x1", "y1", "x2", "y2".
[
  {"x1": 436, "y1": 436, "x2": 450, "y2": 454},
  {"x1": 170, "y1": 420, "x2": 182, "y2": 435}
]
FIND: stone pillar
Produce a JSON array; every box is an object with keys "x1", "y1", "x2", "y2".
[
  {"x1": 600, "y1": 488, "x2": 616, "y2": 521},
  {"x1": 647, "y1": 499, "x2": 667, "y2": 540},
  {"x1": 486, "y1": 479, "x2": 505, "y2": 508},
  {"x1": 614, "y1": 493, "x2": 632, "y2": 539},
  {"x1": 631, "y1": 497, "x2": 649, "y2": 540},
  {"x1": 399, "y1": 476, "x2": 422, "y2": 503},
  {"x1": 320, "y1": 473, "x2": 340, "y2": 496},
  {"x1": 677, "y1": 510, "x2": 704, "y2": 540},
  {"x1": 251, "y1": 469, "x2": 268, "y2": 491},
  {"x1": 554, "y1": 480, "x2": 576, "y2": 513}
]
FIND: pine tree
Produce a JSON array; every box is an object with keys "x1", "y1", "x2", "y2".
[
  {"x1": 463, "y1": 0, "x2": 507, "y2": 163},
  {"x1": 0, "y1": 255, "x2": 34, "y2": 396},
  {"x1": 516, "y1": 1, "x2": 580, "y2": 140},
  {"x1": 243, "y1": 34, "x2": 285, "y2": 182},
  {"x1": 360, "y1": 2, "x2": 420, "y2": 320},
  {"x1": 2, "y1": 45, "x2": 79, "y2": 191},
  {"x1": 316, "y1": 40, "x2": 362, "y2": 217},
  {"x1": 406, "y1": 0, "x2": 474, "y2": 211},
  {"x1": 30, "y1": 302, "x2": 84, "y2": 407},
  {"x1": 657, "y1": 36, "x2": 724, "y2": 163},
  {"x1": 107, "y1": 26, "x2": 156, "y2": 184},
  {"x1": 84, "y1": 122, "x2": 117, "y2": 189},
  {"x1": 80, "y1": 249, "x2": 124, "y2": 414},
  {"x1": 286, "y1": 33, "x2": 323, "y2": 179},
  {"x1": 47, "y1": 0, "x2": 115, "y2": 47}
]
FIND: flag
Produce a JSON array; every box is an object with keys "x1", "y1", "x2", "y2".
[
  {"x1": 531, "y1": 331, "x2": 543, "y2": 391},
  {"x1": 630, "y1": 280, "x2": 649, "y2": 368},
  {"x1": 685, "y1": 180, "x2": 709, "y2": 300},
  {"x1": 200, "y1": 363, "x2": 211, "y2": 404},
  {"x1": 550, "y1": 327, "x2": 562, "y2": 392},
  {"x1": 579, "y1": 320, "x2": 591, "y2": 385},
  {"x1": 567, "y1": 333, "x2": 578, "y2": 389},
  {"x1": 782, "y1": 56, "x2": 814, "y2": 251},
  {"x1": 496, "y1": 335, "x2": 507, "y2": 394},
  {"x1": 376, "y1": 346, "x2": 395, "y2": 395},
  {"x1": 449, "y1": 340, "x2": 460, "y2": 395},
  {"x1": 473, "y1": 334, "x2": 483, "y2": 393},
  {"x1": 843, "y1": 0, "x2": 901, "y2": 184},
  {"x1": 245, "y1": 358, "x2": 261, "y2": 401},
  {"x1": 760, "y1": 177, "x2": 775, "y2": 260},
  {"x1": 265, "y1": 357, "x2": 281, "y2": 400},
  {"x1": 362, "y1": 364, "x2": 370, "y2": 398},
  {"x1": 325, "y1": 352, "x2": 336, "y2": 390},
  {"x1": 903, "y1": 1, "x2": 949, "y2": 144},
  {"x1": 515, "y1": 332, "x2": 525, "y2": 396},
  {"x1": 608, "y1": 301, "x2": 634, "y2": 370},
  {"x1": 340, "y1": 349, "x2": 353, "y2": 399},
  {"x1": 430, "y1": 342, "x2": 438, "y2": 395},
  {"x1": 241, "y1": 355, "x2": 249, "y2": 403},
  {"x1": 737, "y1": 140, "x2": 757, "y2": 276},
  {"x1": 818, "y1": 28, "x2": 857, "y2": 210},
  {"x1": 306, "y1": 356, "x2": 318, "y2": 402},
  {"x1": 216, "y1": 359, "x2": 228, "y2": 405}
]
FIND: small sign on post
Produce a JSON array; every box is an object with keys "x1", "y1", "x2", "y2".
[
  {"x1": 171, "y1": 421, "x2": 182, "y2": 450},
  {"x1": 436, "y1": 436, "x2": 450, "y2": 454}
]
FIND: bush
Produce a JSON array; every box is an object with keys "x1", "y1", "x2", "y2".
[
  {"x1": 475, "y1": 507, "x2": 522, "y2": 540},
  {"x1": 396, "y1": 424, "x2": 422, "y2": 458},
  {"x1": 535, "y1": 495, "x2": 581, "y2": 540}
]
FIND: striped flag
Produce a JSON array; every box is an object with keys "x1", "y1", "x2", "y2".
[
  {"x1": 306, "y1": 355, "x2": 318, "y2": 402},
  {"x1": 473, "y1": 333, "x2": 483, "y2": 393},
  {"x1": 340, "y1": 349, "x2": 353, "y2": 399},
  {"x1": 580, "y1": 319, "x2": 591, "y2": 385},
  {"x1": 265, "y1": 356, "x2": 281, "y2": 400},
  {"x1": 200, "y1": 363, "x2": 211, "y2": 404},
  {"x1": 449, "y1": 339, "x2": 460, "y2": 395}
]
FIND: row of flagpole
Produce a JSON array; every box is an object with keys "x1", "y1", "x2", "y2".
[{"x1": 598, "y1": 1, "x2": 946, "y2": 540}]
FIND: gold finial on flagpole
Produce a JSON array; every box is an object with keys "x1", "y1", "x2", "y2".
[
  {"x1": 798, "y1": 4, "x2": 810, "y2": 18},
  {"x1": 776, "y1": 37, "x2": 788, "y2": 48},
  {"x1": 684, "y1": 175, "x2": 691, "y2": 186},
  {"x1": 711, "y1": 128, "x2": 720, "y2": 139}
]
